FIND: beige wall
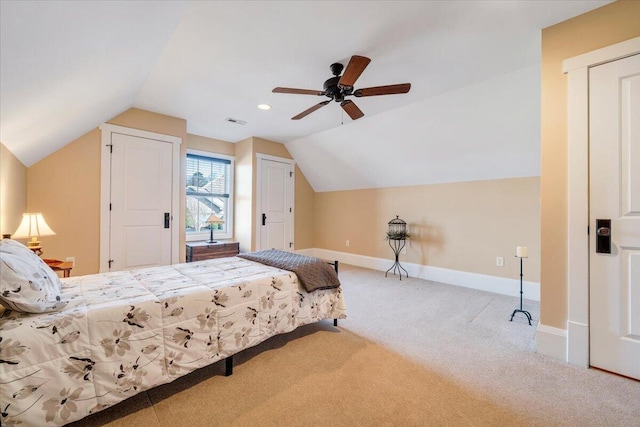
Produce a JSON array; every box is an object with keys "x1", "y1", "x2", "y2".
[
  {"x1": 109, "y1": 108, "x2": 187, "y2": 140},
  {"x1": 540, "y1": 0, "x2": 640, "y2": 328},
  {"x1": 253, "y1": 137, "x2": 293, "y2": 159},
  {"x1": 28, "y1": 129, "x2": 101, "y2": 275},
  {"x1": 20, "y1": 104, "x2": 535, "y2": 281},
  {"x1": 22, "y1": 117, "x2": 315, "y2": 275},
  {"x1": 27, "y1": 108, "x2": 187, "y2": 276},
  {"x1": 233, "y1": 138, "x2": 255, "y2": 252},
  {"x1": 0, "y1": 142, "x2": 28, "y2": 236},
  {"x1": 315, "y1": 177, "x2": 541, "y2": 282},
  {"x1": 294, "y1": 166, "x2": 315, "y2": 249},
  {"x1": 187, "y1": 133, "x2": 235, "y2": 157}
]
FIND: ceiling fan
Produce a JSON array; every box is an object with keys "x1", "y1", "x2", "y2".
[{"x1": 273, "y1": 55, "x2": 411, "y2": 121}]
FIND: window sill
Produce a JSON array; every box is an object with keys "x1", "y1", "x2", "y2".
[{"x1": 186, "y1": 234, "x2": 233, "y2": 242}]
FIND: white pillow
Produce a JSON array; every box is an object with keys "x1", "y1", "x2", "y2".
[
  {"x1": 0, "y1": 239, "x2": 67, "y2": 313},
  {"x1": 0, "y1": 238, "x2": 33, "y2": 254}
]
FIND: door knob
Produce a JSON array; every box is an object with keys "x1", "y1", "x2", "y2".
[{"x1": 595, "y1": 219, "x2": 611, "y2": 254}]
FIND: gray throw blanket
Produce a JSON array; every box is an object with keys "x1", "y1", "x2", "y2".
[{"x1": 238, "y1": 250, "x2": 341, "y2": 292}]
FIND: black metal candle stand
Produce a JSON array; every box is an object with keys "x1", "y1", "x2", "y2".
[
  {"x1": 510, "y1": 256, "x2": 532, "y2": 325},
  {"x1": 385, "y1": 238, "x2": 408, "y2": 280}
]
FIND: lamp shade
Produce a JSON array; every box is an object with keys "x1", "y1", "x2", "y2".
[
  {"x1": 206, "y1": 214, "x2": 224, "y2": 224},
  {"x1": 12, "y1": 213, "x2": 56, "y2": 239}
]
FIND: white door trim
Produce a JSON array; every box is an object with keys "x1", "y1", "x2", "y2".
[
  {"x1": 256, "y1": 153, "x2": 295, "y2": 164},
  {"x1": 563, "y1": 37, "x2": 640, "y2": 73},
  {"x1": 99, "y1": 123, "x2": 182, "y2": 272},
  {"x1": 255, "y1": 153, "x2": 295, "y2": 251},
  {"x1": 564, "y1": 37, "x2": 640, "y2": 367}
]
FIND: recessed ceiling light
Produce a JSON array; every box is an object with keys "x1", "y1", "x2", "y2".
[{"x1": 257, "y1": 104, "x2": 271, "y2": 110}]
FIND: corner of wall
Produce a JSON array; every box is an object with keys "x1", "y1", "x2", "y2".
[
  {"x1": 0, "y1": 142, "x2": 28, "y2": 235},
  {"x1": 535, "y1": 323, "x2": 567, "y2": 362},
  {"x1": 233, "y1": 138, "x2": 254, "y2": 252}
]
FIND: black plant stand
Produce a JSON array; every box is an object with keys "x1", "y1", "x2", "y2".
[
  {"x1": 385, "y1": 238, "x2": 408, "y2": 280},
  {"x1": 510, "y1": 256, "x2": 532, "y2": 325}
]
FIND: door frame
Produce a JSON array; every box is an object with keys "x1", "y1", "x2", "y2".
[
  {"x1": 255, "y1": 153, "x2": 295, "y2": 251},
  {"x1": 99, "y1": 123, "x2": 182, "y2": 272},
  {"x1": 565, "y1": 37, "x2": 640, "y2": 367}
]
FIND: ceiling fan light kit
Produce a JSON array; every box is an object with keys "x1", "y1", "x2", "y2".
[{"x1": 273, "y1": 55, "x2": 411, "y2": 121}]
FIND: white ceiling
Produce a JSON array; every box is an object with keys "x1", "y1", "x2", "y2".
[
  {"x1": 1, "y1": 1, "x2": 609, "y2": 185},
  {"x1": 288, "y1": 64, "x2": 543, "y2": 192}
]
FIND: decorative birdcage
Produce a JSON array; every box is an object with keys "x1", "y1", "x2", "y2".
[
  {"x1": 386, "y1": 215, "x2": 410, "y2": 240},
  {"x1": 385, "y1": 215, "x2": 409, "y2": 280}
]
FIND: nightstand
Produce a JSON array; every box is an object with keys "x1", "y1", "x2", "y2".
[
  {"x1": 186, "y1": 241, "x2": 240, "y2": 262},
  {"x1": 44, "y1": 259, "x2": 73, "y2": 278}
]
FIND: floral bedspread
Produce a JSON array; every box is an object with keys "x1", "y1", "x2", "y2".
[{"x1": 0, "y1": 257, "x2": 346, "y2": 426}]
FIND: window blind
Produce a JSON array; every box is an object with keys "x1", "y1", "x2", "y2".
[{"x1": 186, "y1": 154, "x2": 231, "y2": 197}]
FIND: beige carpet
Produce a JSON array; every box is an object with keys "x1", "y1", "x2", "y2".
[{"x1": 69, "y1": 264, "x2": 639, "y2": 426}]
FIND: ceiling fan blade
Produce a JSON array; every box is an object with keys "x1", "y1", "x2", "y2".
[
  {"x1": 292, "y1": 100, "x2": 331, "y2": 120},
  {"x1": 341, "y1": 100, "x2": 364, "y2": 120},
  {"x1": 273, "y1": 87, "x2": 325, "y2": 96},
  {"x1": 354, "y1": 83, "x2": 411, "y2": 97},
  {"x1": 338, "y1": 55, "x2": 371, "y2": 88}
]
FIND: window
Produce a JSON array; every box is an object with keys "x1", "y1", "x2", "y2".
[{"x1": 185, "y1": 150, "x2": 234, "y2": 241}]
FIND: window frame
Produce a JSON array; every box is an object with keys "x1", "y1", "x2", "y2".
[{"x1": 185, "y1": 149, "x2": 234, "y2": 242}]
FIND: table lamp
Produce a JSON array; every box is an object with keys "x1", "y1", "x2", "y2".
[
  {"x1": 206, "y1": 214, "x2": 224, "y2": 243},
  {"x1": 12, "y1": 212, "x2": 56, "y2": 256}
]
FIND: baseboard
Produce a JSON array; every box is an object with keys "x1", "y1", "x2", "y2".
[
  {"x1": 536, "y1": 324, "x2": 567, "y2": 362},
  {"x1": 567, "y1": 320, "x2": 589, "y2": 367},
  {"x1": 296, "y1": 248, "x2": 540, "y2": 301},
  {"x1": 295, "y1": 248, "x2": 316, "y2": 257}
]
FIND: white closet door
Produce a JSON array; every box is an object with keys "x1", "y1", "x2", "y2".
[
  {"x1": 109, "y1": 133, "x2": 173, "y2": 270},
  {"x1": 589, "y1": 54, "x2": 640, "y2": 380},
  {"x1": 258, "y1": 158, "x2": 293, "y2": 251}
]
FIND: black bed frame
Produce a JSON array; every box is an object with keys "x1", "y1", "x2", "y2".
[{"x1": 224, "y1": 260, "x2": 339, "y2": 376}]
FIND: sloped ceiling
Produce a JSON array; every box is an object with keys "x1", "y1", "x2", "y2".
[
  {"x1": 0, "y1": 1, "x2": 189, "y2": 166},
  {"x1": 1, "y1": 1, "x2": 609, "y2": 188},
  {"x1": 287, "y1": 65, "x2": 541, "y2": 192}
]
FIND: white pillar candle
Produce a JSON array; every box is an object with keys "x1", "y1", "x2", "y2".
[{"x1": 516, "y1": 246, "x2": 528, "y2": 258}]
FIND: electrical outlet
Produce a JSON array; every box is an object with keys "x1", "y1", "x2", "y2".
[
  {"x1": 346, "y1": 240, "x2": 350, "y2": 247},
  {"x1": 401, "y1": 247, "x2": 407, "y2": 254},
  {"x1": 496, "y1": 256, "x2": 504, "y2": 267},
  {"x1": 66, "y1": 257, "x2": 75, "y2": 267}
]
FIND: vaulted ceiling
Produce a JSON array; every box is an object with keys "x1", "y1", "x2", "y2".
[{"x1": 1, "y1": 1, "x2": 609, "y2": 190}]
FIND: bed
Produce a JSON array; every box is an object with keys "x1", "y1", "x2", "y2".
[{"x1": 0, "y1": 243, "x2": 346, "y2": 426}]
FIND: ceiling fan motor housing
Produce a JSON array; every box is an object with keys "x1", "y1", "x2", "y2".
[
  {"x1": 324, "y1": 76, "x2": 354, "y2": 102},
  {"x1": 323, "y1": 76, "x2": 341, "y2": 95}
]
